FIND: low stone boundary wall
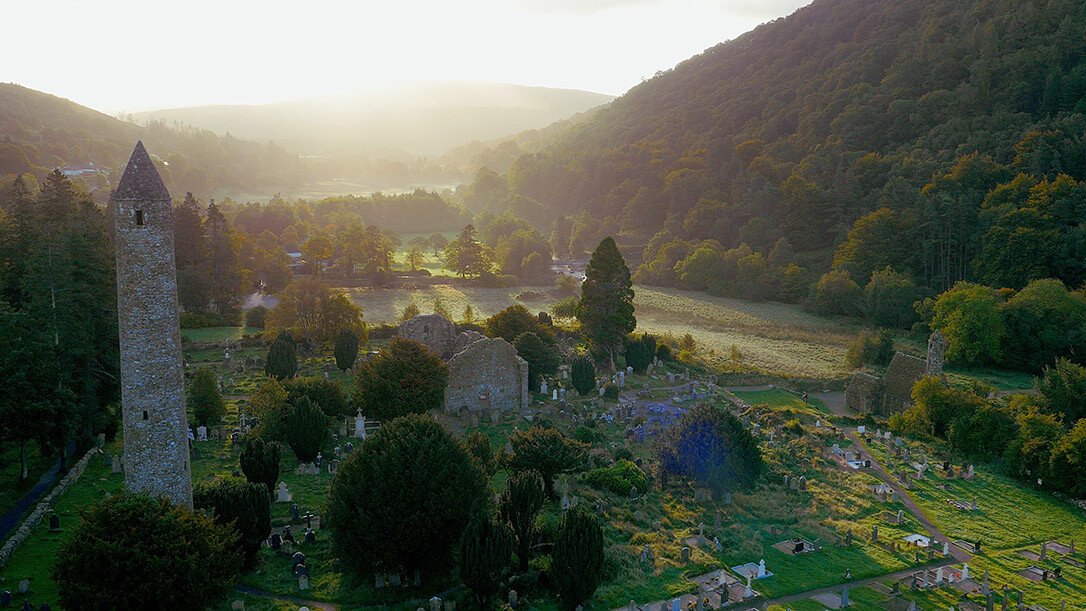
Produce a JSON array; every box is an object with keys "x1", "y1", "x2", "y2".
[{"x1": 0, "y1": 448, "x2": 96, "y2": 568}]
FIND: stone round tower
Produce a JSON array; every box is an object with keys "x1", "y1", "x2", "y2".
[{"x1": 112, "y1": 141, "x2": 192, "y2": 508}]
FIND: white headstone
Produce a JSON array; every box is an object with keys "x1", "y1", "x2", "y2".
[
  {"x1": 552, "y1": 389, "x2": 559, "y2": 400},
  {"x1": 758, "y1": 559, "x2": 766, "y2": 577},
  {"x1": 197, "y1": 425, "x2": 208, "y2": 442},
  {"x1": 961, "y1": 563, "x2": 969, "y2": 581},
  {"x1": 277, "y1": 482, "x2": 292, "y2": 503},
  {"x1": 354, "y1": 412, "x2": 366, "y2": 439}
]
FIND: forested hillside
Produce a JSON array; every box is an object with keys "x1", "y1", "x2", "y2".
[
  {"x1": 0, "y1": 84, "x2": 309, "y2": 198},
  {"x1": 466, "y1": 0, "x2": 1086, "y2": 299}
]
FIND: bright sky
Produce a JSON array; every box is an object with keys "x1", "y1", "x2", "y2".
[{"x1": 3, "y1": 0, "x2": 810, "y2": 114}]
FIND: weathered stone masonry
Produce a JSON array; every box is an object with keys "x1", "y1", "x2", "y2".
[{"x1": 113, "y1": 141, "x2": 192, "y2": 508}]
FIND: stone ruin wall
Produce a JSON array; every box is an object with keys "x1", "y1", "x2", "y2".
[
  {"x1": 444, "y1": 337, "x2": 528, "y2": 414},
  {"x1": 396, "y1": 314, "x2": 458, "y2": 359}
]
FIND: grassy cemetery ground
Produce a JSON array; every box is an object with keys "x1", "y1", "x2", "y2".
[
  {"x1": 2, "y1": 298, "x2": 1083, "y2": 609},
  {"x1": 182, "y1": 326, "x2": 263, "y2": 343},
  {"x1": 858, "y1": 436, "x2": 1086, "y2": 610}
]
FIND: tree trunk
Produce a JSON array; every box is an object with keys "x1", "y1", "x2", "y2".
[{"x1": 20, "y1": 440, "x2": 28, "y2": 482}]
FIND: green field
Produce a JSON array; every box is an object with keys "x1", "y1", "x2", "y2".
[
  {"x1": 730, "y1": 388, "x2": 832, "y2": 415},
  {"x1": 346, "y1": 285, "x2": 855, "y2": 378},
  {"x1": 182, "y1": 326, "x2": 262, "y2": 343}
]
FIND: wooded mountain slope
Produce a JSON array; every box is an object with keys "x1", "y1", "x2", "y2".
[
  {"x1": 0, "y1": 83, "x2": 310, "y2": 198},
  {"x1": 475, "y1": 0, "x2": 1086, "y2": 293}
]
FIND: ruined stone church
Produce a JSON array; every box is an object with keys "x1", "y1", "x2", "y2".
[
  {"x1": 845, "y1": 331, "x2": 948, "y2": 415},
  {"x1": 397, "y1": 314, "x2": 529, "y2": 414}
]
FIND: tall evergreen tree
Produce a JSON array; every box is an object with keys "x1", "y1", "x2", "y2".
[
  {"x1": 459, "y1": 510, "x2": 513, "y2": 606},
  {"x1": 284, "y1": 396, "x2": 327, "y2": 462},
  {"x1": 551, "y1": 507, "x2": 605, "y2": 609},
  {"x1": 571, "y1": 355, "x2": 596, "y2": 396},
  {"x1": 499, "y1": 469, "x2": 546, "y2": 571},
  {"x1": 239, "y1": 437, "x2": 281, "y2": 494},
  {"x1": 334, "y1": 329, "x2": 361, "y2": 371},
  {"x1": 265, "y1": 332, "x2": 298, "y2": 380},
  {"x1": 174, "y1": 193, "x2": 210, "y2": 312},
  {"x1": 204, "y1": 202, "x2": 243, "y2": 318},
  {"x1": 188, "y1": 368, "x2": 225, "y2": 427},
  {"x1": 577, "y1": 237, "x2": 635, "y2": 369}
]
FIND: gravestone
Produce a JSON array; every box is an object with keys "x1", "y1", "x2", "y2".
[
  {"x1": 48, "y1": 514, "x2": 60, "y2": 532},
  {"x1": 18, "y1": 581, "x2": 29, "y2": 595},
  {"x1": 305, "y1": 528, "x2": 316, "y2": 544},
  {"x1": 269, "y1": 532, "x2": 282, "y2": 550},
  {"x1": 111, "y1": 455, "x2": 122, "y2": 474},
  {"x1": 277, "y1": 482, "x2": 292, "y2": 503},
  {"x1": 0, "y1": 591, "x2": 9, "y2": 608},
  {"x1": 290, "y1": 504, "x2": 300, "y2": 523},
  {"x1": 681, "y1": 546, "x2": 691, "y2": 563},
  {"x1": 197, "y1": 425, "x2": 208, "y2": 442},
  {"x1": 430, "y1": 597, "x2": 443, "y2": 611},
  {"x1": 508, "y1": 590, "x2": 518, "y2": 608},
  {"x1": 298, "y1": 574, "x2": 309, "y2": 590}
]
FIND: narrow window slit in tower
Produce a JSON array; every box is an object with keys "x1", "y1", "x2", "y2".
[
  {"x1": 135, "y1": 210, "x2": 144, "y2": 226},
  {"x1": 143, "y1": 410, "x2": 148, "y2": 420}
]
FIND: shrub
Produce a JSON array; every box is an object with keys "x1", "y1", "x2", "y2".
[
  {"x1": 194, "y1": 477, "x2": 272, "y2": 568},
  {"x1": 284, "y1": 376, "x2": 351, "y2": 420},
  {"x1": 844, "y1": 328, "x2": 894, "y2": 368},
  {"x1": 656, "y1": 404, "x2": 763, "y2": 496},
  {"x1": 551, "y1": 296, "x2": 578, "y2": 319},
  {"x1": 188, "y1": 367, "x2": 224, "y2": 427},
  {"x1": 264, "y1": 332, "x2": 298, "y2": 380},
  {"x1": 53, "y1": 493, "x2": 241, "y2": 610},
  {"x1": 572, "y1": 425, "x2": 597, "y2": 444},
  {"x1": 507, "y1": 427, "x2": 588, "y2": 498},
  {"x1": 354, "y1": 337, "x2": 448, "y2": 421},
  {"x1": 584, "y1": 459, "x2": 648, "y2": 496},
  {"x1": 327, "y1": 414, "x2": 487, "y2": 579},
  {"x1": 463, "y1": 431, "x2": 495, "y2": 476},
  {"x1": 655, "y1": 343, "x2": 672, "y2": 361},
  {"x1": 239, "y1": 437, "x2": 281, "y2": 494},
  {"x1": 459, "y1": 510, "x2": 513, "y2": 606},
  {"x1": 244, "y1": 306, "x2": 268, "y2": 329},
  {"x1": 551, "y1": 508, "x2": 604, "y2": 609},
  {"x1": 249, "y1": 378, "x2": 289, "y2": 441},
  {"x1": 571, "y1": 355, "x2": 596, "y2": 396},
  {"x1": 284, "y1": 396, "x2": 328, "y2": 462},
  {"x1": 514, "y1": 331, "x2": 560, "y2": 392},
  {"x1": 625, "y1": 333, "x2": 657, "y2": 373},
  {"x1": 334, "y1": 329, "x2": 361, "y2": 371},
  {"x1": 603, "y1": 384, "x2": 619, "y2": 400},
  {"x1": 500, "y1": 470, "x2": 546, "y2": 571}
]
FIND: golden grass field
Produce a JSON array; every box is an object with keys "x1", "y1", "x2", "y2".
[{"x1": 347, "y1": 284, "x2": 858, "y2": 378}]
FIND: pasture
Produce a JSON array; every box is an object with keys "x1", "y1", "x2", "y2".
[{"x1": 345, "y1": 285, "x2": 855, "y2": 378}]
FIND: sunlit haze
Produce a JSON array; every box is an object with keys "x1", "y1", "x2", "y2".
[{"x1": 3, "y1": 0, "x2": 809, "y2": 113}]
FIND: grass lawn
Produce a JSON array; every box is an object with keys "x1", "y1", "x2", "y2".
[
  {"x1": 730, "y1": 388, "x2": 832, "y2": 416},
  {"x1": 182, "y1": 326, "x2": 262, "y2": 343},
  {"x1": 0, "y1": 445, "x2": 124, "y2": 608},
  {"x1": 344, "y1": 285, "x2": 855, "y2": 378},
  {"x1": 946, "y1": 366, "x2": 1036, "y2": 391}
]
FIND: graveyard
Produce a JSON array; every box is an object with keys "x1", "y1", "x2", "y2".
[{"x1": 4, "y1": 310, "x2": 1083, "y2": 610}]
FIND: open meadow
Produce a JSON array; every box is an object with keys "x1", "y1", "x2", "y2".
[{"x1": 343, "y1": 285, "x2": 858, "y2": 379}]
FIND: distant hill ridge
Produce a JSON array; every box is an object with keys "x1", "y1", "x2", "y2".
[{"x1": 131, "y1": 81, "x2": 614, "y2": 157}]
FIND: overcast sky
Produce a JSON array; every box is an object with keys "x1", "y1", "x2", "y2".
[{"x1": 3, "y1": 0, "x2": 810, "y2": 114}]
